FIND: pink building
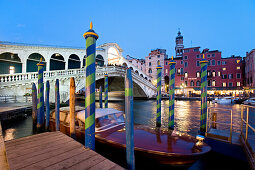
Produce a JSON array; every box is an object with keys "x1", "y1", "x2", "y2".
[
  {"x1": 126, "y1": 55, "x2": 146, "y2": 72},
  {"x1": 245, "y1": 49, "x2": 255, "y2": 87}
]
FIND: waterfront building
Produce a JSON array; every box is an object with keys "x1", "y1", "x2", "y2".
[
  {"x1": 126, "y1": 55, "x2": 146, "y2": 73},
  {"x1": 245, "y1": 49, "x2": 255, "y2": 88}
]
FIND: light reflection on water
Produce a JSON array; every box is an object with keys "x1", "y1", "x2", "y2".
[{"x1": 2, "y1": 100, "x2": 254, "y2": 140}]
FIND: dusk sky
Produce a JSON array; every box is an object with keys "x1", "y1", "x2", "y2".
[{"x1": 0, "y1": 0, "x2": 254, "y2": 59}]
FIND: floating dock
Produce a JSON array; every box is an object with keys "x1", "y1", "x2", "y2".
[{"x1": 2, "y1": 131, "x2": 124, "y2": 170}]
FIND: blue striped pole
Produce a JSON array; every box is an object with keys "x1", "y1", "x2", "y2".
[
  {"x1": 99, "y1": 86, "x2": 103, "y2": 108},
  {"x1": 45, "y1": 80, "x2": 50, "y2": 131},
  {"x1": 169, "y1": 57, "x2": 176, "y2": 130},
  {"x1": 200, "y1": 54, "x2": 208, "y2": 135},
  {"x1": 104, "y1": 73, "x2": 108, "y2": 108},
  {"x1": 37, "y1": 58, "x2": 45, "y2": 130},
  {"x1": 83, "y1": 22, "x2": 99, "y2": 150},
  {"x1": 32, "y1": 83, "x2": 37, "y2": 131},
  {"x1": 156, "y1": 65, "x2": 162, "y2": 127},
  {"x1": 55, "y1": 79, "x2": 60, "y2": 131},
  {"x1": 125, "y1": 68, "x2": 135, "y2": 170}
]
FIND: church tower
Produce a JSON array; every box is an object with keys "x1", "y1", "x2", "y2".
[{"x1": 175, "y1": 29, "x2": 184, "y2": 57}]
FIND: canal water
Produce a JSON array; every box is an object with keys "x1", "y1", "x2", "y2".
[{"x1": 2, "y1": 100, "x2": 251, "y2": 140}]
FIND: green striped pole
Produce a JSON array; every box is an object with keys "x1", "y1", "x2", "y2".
[
  {"x1": 156, "y1": 65, "x2": 162, "y2": 127},
  {"x1": 99, "y1": 86, "x2": 103, "y2": 108},
  {"x1": 45, "y1": 80, "x2": 50, "y2": 131},
  {"x1": 55, "y1": 79, "x2": 60, "y2": 131},
  {"x1": 104, "y1": 73, "x2": 108, "y2": 108},
  {"x1": 200, "y1": 54, "x2": 209, "y2": 135},
  {"x1": 83, "y1": 22, "x2": 99, "y2": 150},
  {"x1": 125, "y1": 68, "x2": 135, "y2": 170},
  {"x1": 32, "y1": 83, "x2": 37, "y2": 131},
  {"x1": 169, "y1": 57, "x2": 176, "y2": 130},
  {"x1": 37, "y1": 58, "x2": 45, "y2": 131}
]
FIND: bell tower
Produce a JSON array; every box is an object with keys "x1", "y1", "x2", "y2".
[{"x1": 175, "y1": 29, "x2": 184, "y2": 57}]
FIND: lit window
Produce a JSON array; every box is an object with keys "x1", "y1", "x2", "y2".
[
  {"x1": 185, "y1": 72, "x2": 188, "y2": 78},
  {"x1": 237, "y1": 82, "x2": 241, "y2": 86},
  {"x1": 218, "y1": 71, "x2": 221, "y2": 76},
  {"x1": 9, "y1": 66, "x2": 15, "y2": 74},
  {"x1": 212, "y1": 71, "x2": 216, "y2": 77},
  {"x1": 166, "y1": 69, "x2": 168, "y2": 74},
  {"x1": 177, "y1": 68, "x2": 181, "y2": 73},
  {"x1": 223, "y1": 68, "x2": 226, "y2": 71},
  {"x1": 222, "y1": 82, "x2": 226, "y2": 87},
  {"x1": 237, "y1": 66, "x2": 240, "y2": 70},
  {"x1": 236, "y1": 60, "x2": 240, "y2": 63},
  {"x1": 196, "y1": 72, "x2": 200, "y2": 77},
  {"x1": 212, "y1": 80, "x2": 216, "y2": 86}
]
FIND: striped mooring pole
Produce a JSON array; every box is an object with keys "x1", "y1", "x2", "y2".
[
  {"x1": 200, "y1": 54, "x2": 209, "y2": 135},
  {"x1": 99, "y1": 86, "x2": 103, "y2": 108},
  {"x1": 32, "y1": 83, "x2": 37, "y2": 131},
  {"x1": 55, "y1": 79, "x2": 60, "y2": 131},
  {"x1": 37, "y1": 58, "x2": 45, "y2": 130},
  {"x1": 70, "y1": 77, "x2": 76, "y2": 139},
  {"x1": 125, "y1": 68, "x2": 135, "y2": 170},
  {"x1": 156, "y1": 65, "x2": 162, "y2": 127},
  {"x1": 83, "y1": 22, "x2": 99, "y2": 150},
  {"x1": 104, "y1": 73, "x2": 108, "y2": 108},
  {"x1": 45, "y1": 80, "x2": 50, "y2": 131},
  {"x1": 168, "y1": 57, "x2": 176, "y2": 130}
]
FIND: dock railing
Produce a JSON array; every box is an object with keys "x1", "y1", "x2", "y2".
[
  {"x1": 240, "y1": 104, "x2": 255, "y2": 168},
  {"x1": 206, "y1": 107, "x2": 234, "y2": 143},
  {"x1": 0, "y1": 95, "x2": 32, "y2": 103}
]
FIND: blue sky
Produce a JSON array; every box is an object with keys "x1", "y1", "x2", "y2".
[{"x1": 0, "y1": 0, "x2": 254, "y2": 58}]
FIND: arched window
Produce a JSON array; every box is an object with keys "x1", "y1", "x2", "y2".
[
  {"x1": 96, "y1": 55, "x2": 104, "y2": 67},
  {"x1": 212, "y1": 70, "x2": 216, "y2": 77},
  {"x1": 148, "y1": 69, "x2": 152, "y2": 73},
  {"x1": 68, "y1": 54, "x2": 80, "y2": 69},
  {"x1": 27, "y1": 53, "x2": 46, "y2": 72},
  {"x1": 212, "y1": 59, "x2": 215, "y2": 66},
  {"x1": 190, "y1": 80, "x2": 194, "y2": 86},
  {"x1": 0, "y1": 52, "x2": 22, "y2": 74},
  {"x1": 196, "y1": 81, "x2": 200, "y2": 86},
  {"x1": 212, "y1": 80, "x2": 216, "y2": 86},
  {"x1": 50, "y1": 53, "x2": 65, "y2": 71}
]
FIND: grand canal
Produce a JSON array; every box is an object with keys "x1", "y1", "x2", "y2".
[{"x1": 2, "y1": 100, "x2": 252, "y2": 141}]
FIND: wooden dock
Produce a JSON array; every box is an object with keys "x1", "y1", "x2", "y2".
[{"x1": 3, "y1": 131, "x2": 124, "y2": 170}]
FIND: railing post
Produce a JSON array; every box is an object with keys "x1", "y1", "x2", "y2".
[
  {"x1": 70, "y1": 77, "x2": 76, "y2": 139},
  {"x1": 45, "y1": 80, "x2": 50, "y2": 131},
  {"x1": 125, "y1": 68, "x2": 135, "y2": 170},
  {"x1": 104, "y1": 73, "x2": 108, "y2": 108},
  {"x1": 168, "y1": 57, "x2": 176, "y2": 130},
  {"x1": 55, "y1": 79, "x2": 60, "y2": 131},
  {"x1": 200, "y1": 54, "x2": 208, "y2": 135},
  {"x1": 37, "y1": 58, "x2": 45, "y2": 131},
  {"x1": 156, "y1": 65, "x2": 162, "y2": 127},
  {"x1": 84, "y1": 22, "x2": 98, "y2": 150}
]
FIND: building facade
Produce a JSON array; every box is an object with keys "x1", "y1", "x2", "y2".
[{"x1": 245, "y1": 49, "x2": 255, "y2": 87}]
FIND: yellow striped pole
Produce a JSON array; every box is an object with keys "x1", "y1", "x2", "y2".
[
  {"x1": 156, "y1": 65, "x2": 162, "y2": 127},
  {"x1": 104, "y1": 73, "x2": 108, "y2": 108},
  {"x1": 83, "y1": 22, "x2": 99, "y2": 150},
  {"x1": 37, "y1": 58, "x2": 45, "y2": 131},
  {"x1": 169, "y1": 57, "x2": 176, "y2": 130}
]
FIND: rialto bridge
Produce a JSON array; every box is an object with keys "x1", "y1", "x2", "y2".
[{"x1": 0, "y1": 42, "x2": 156, "y2": 102}]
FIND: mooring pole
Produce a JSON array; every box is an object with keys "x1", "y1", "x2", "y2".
[
  {"x1": 99, "y1": 86, "x2": 103, "y2": 108},
  {"x1": 70, "y1": 77, "x2": 76, "y2": 139},
  {"x1": 32, "y1": 83, "x2": 37, "y2": 131},
  {"x1": 125, "y1": 68, "x2": 135, "y2": 170},
  {"x1": 104, "y1": 73, "x2": 108, "y2": 108},
  {"x1": 156, "y1": 65, "x2": 162, "y2": 127},
  {"x1": 200, "y1": 54, "x2": 208, "y2": 135},
  {"x1": 55, "y1": 79, "x2": 60, "y2": 131},
  {"x1": 83, "y1": 22, "x2": 98, "y2": 150},
  {"x1": 45, "y1": 80, "x2": 50, "y2": 131},
  {"x1": 169, "y1": 57, "x2": 176, "y2": 130},
  {"x1": 37, "y1": 58, "x2": 45, "y2": 131}
]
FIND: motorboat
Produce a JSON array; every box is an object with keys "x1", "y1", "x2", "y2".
[
  {"x1": 243, "y1": 97, "x2": 255, "y2": 105},
  {"x1": 49, "y1": 107, "x2": 211, "y2": 166},
  {"x1": 212, "y1": 96, "x2": 234, "y2": 104}
]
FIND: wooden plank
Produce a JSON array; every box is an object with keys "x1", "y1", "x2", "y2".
[
  {"x1": 88, "y1": 158, "x2": 118, "y2": 170},
  {"x1": 43, "y1": 149, "x2": 97, "y2": 169},
  {"x1": 109, "y1": 165, "x2": 125, "y2": 170}
]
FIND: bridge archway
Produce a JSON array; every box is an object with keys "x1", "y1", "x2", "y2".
[
  {"x1": 68, "y1": 54, "x2": 80, "y2": 69},
  {"x1": 135, "y1": 70, "x2": 139, "y2": 74},
  {"x1": 27, "y1": 53, "x2": 46, "y2": 72},
  {"x1": 96, "y1": 55, "x2": 104, "y2": 67},
  {"x1": 140, "y1": 74, "x2": 143, "y2": 77},
  {"x1": 50, "y1": 53, "x2": 65, "y2": 71},
  {"x1": 0, "y1": 52, "x2": 22, "y2": 74},
  {"x1": 108, "y1": 47, "x2": 119, "y2": 65}
]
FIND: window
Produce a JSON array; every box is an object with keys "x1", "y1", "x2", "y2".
[
  {"x1": 181, "y1": 68, "x2": 184, "y2": 74},
  {"x1": 222, "y1": 74, "x2": 227, "y2": 79},
  {"x1": 184, "y1": 72, "x2": 188, "y2": 78},
  {"x1": 177, "y1": 68, "x2": 181, "y2": 73},
  {"x1": 222, "y1": 82, "x2": 226, "y2": 87},
  {"x1": 236, "y1": 60, "x2": 240, "y2": 64},
  {"x1": 196, "y1": 55, "x2": 200, "y2": 58},
  {"x1": 184, "y1": 56, "x2": 188, "y2": 60},
  {"x1": 228, "y1": 74, "x2": 233, "y2": 79},
  {"x1": 212, "y1": 54, "x2": 215, "y2": 57},
  {"x1": 208, "y1": 60, "x2": 211, "y2": 66},
  {"x1": 229, "y1": 82, "x2": 233, "y2": 87},
  {"x1": 207, "y1": 54, "x2": 210, "y2": 58},
  {"x1": 9, "y1": 66, "x2": 15, "y2": 74},
  {"x1": 184, "y1": 49, "x2": 190, "y2": 53},
  {"x1": 157, "y1": 60, "x2": 160, "y2": 65},
  {"x1": 196, "y1": 81, "x2": 200, "y2": 86},
  {"x1": 181, "y1": 77, "x2": 184, "y2": 80},
  {"x1": 212, "y1": 71, "x2": 216, "y2": 77},
  {"x1": 218, "y1": 71, "x2": 221, "y2": 77},
  {"x1": 157, "y1": 55, "x2": 160, "y2": 58},
  {"x1": 184, "y1": 62, "x2": 188, "y2": 67},
  {"x1": 207, "y1": 70, "x2": 211, "y2": 77},
  {"x1": 217, "y1": 61, "x2": 221, "y2": 65},
  {"x1": 222, "y1": 61, "x2": 227, "y2": 65},
  {"x1": 212, "y1": 80, "x2": 216, "y2": 86},
  {"x1": 223, "y1": 68, "x2": 226, "y2": 71},
  {"x1": 196, "y1": 71, "x2": 200, "y2": 78},
  {"x1": 237, "y1": 73, "x2": 241, "y2": 79},
  {"x1": 181, "y1": 61, "x2": 183, "y2": 64},
  {"x1": 149, "y1": 57, "x2": 151, "y2": 59},
  {"x1": 237, "y1": 82, "x2": 241, "y2": 86},
  {"x1": 194, "y1": 48, "x2": 199, "y2": 52},
  {"x1": 208, "y1": 80, "x2": 211, "y2": 86},
  {"x1": 212, "y1": 60, "x2": 215, "y2": 66},
  {"x1": 196, "y1": 61, "x2": 200, "y2": 67},
  {"x1": 185, "y1": 81, "x2": 188, "y2": 86},
  {"x1": 165, "y1": 62, "x2": 168, "y2": 65},
  {"x1": 166, "y1": 69, "x2": 168, "y2": 74},
  {"x1": 148, "y1": 69, "x2": 152, "y2": 73},
  {"x1": 236, "y1": 66, "x2": 240, "y2": 70},
  {"x1": 190, "y1": 80, "x2": 194, "y2": 86},
  {"x1": 149, "y1": 62, "x2": 151, "y2": 66},
  {"x1": 201, "y1": 55, "x2": 203, "y2": 58}
]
